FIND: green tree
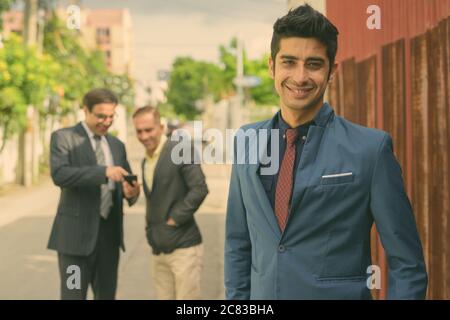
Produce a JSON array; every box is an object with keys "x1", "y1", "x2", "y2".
[
  {"x1": 43, "y1": 13, "x2": 135, "y2": 114},
  {"x1": 0, "y1": 87, "x2": 26, "y2": 152},
  {"x1": 163, "y1": 38, "x2": 278, "y2": 120},
  {"x1": 245, "y1": 53, "x2": 278, "y2": 106},
  {"x1": 0, "y1": 33, "x2": 59, "y2": 152},
  {"x1": 0, "y1": 9, "x2": 135, "y2": 160},
  {"x1": 43, "y1": 12, "x2": 103, "y2": 116},
  {"x1": 165, "y1": 57, "x2": 223, "y2": 119},
  {"x1": 219, "y1": 38, "x2": 278, "y2": 105},
  {"x1": 217, "y1": 38, "x2": 238, "y2": 98}
]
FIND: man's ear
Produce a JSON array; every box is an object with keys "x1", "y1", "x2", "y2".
[
  {"x1": 329, "y1": 62, "x2": 338, "y2": 82},
  {"x1": 268, "y1": 57, "x2": 275, "y2": 79}
]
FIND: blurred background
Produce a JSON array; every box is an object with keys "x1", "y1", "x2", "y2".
[{"x1": 0, "y1": 0, "x2": 449, "y2": 300}]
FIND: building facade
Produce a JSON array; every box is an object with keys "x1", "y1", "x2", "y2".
[
  {"x1": 2, "y1": 7, "x2": 133, "y2": 75},
  {"x1": 80, "y1": 8, "x2": 133, "y2": 75}
]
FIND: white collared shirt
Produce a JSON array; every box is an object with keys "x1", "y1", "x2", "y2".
[{"x1": 81, "y1": 122, "x2": 115, "y2": 190}]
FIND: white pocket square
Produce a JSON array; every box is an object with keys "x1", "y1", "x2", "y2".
[{"x1": 321, "y1": 172, "x2": 353, "y2": 179}]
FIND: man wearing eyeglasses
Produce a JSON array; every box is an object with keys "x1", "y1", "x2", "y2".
[{"x1": 47, "y1": 88, "x2": 140, "y2": 299}]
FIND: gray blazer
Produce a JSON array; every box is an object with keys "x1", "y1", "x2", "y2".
[
  {"x1": 47, "y1": 122, "x2": 136, "y2": 256},
  {"x1": 142, "y1": 139, "x2": 209, "y2": 254}
]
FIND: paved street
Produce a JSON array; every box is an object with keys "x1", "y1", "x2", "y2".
[{"x1": 0, "y1": 131, "x2": 230, "y2": 300}]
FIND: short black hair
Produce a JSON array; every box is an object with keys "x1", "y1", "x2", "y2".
[
  {"x1": 271, "y1": 4, "x2": 339, "y2": 70},
  {"x1": 82, "y1": 88, "x2": 118, "y2": 112}
]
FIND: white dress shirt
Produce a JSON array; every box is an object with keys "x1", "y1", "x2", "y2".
[{"x1": 81, "y1": 122, "x2": 115, "y2": 190}]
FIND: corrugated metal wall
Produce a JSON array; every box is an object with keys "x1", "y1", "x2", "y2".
[
  {"x1": 422, "y1": 18, "x2": 450, "y2": 299},
  {"x1": 327, "y1": 0, "x2": 450, "y2": 63},
  {"x1": 327, "y1": 0, "x2": 450, "y2": 299},
  {"x1": 330, "y1": 55, "x2": 386, "y2": 299}
]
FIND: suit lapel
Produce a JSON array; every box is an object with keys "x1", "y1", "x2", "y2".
[
  {"x1": 105, "y1": 134, "x2": 120, "y2": 165},
  {"x1": 244, "y1": 116, "x2": 282, "y2": 239},
  {"x1": 74, "y1": 123, "x2": 97, "y2": 165},
  {"x1": 289, "y1": 126, "x2": 325, "y2": 214},
  {"x1": 149, "y1": 139, "x2": 170, "y2": 195},
  {"x1": 248, "y1": 165, "x2": 281, "y2": 239},
  {"x1": 242, "y1": 104, "x2": 335, "y2": 238},
  {"x1": 105, "y1": 135, "x2": 123, "y2": 204},
  {"x1": 141, "y1": 158, "x2": 151, "y2": 197},
  {"x1": 290, "y1": 103, "x2": 335, "y2": 217}
]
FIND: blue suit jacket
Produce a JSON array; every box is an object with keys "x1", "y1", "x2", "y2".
[{"x1": 225, "y1": 103, "x2": 427, "y2": 300}]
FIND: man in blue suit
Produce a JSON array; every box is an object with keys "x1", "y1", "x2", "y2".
[{"x1": 224, "y1": 4, "x2": 427, "y2": 300}]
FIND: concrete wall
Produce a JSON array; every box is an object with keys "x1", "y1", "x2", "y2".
[{"x1": 0, "y1": 135, "x2": 19, "y2": 185}]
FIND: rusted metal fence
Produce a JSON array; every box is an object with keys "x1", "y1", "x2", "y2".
[{"x1": 328, "y1": 16, "x2": 450, "y2": 299}]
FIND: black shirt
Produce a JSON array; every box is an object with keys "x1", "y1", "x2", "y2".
[{"x1": 258, "y1": 112, "x2": 314, "y2": 209}]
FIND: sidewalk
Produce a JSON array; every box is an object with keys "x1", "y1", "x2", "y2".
[{"x1": 0, "y1": 176, "x2": 59, "y2": 228}]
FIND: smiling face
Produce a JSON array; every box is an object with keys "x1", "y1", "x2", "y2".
[
  {"x1": 84, "y1": 103, "x2": 116, "y2": 136},
  {"x1": 269, "y1": 37, "x2": 337, "y2": 123},
  {"x1": 133, "y1": 112, "x2": 164, "y2": 156}
]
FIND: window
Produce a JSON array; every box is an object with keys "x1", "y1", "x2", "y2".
[{"x1": 96, "y1": 28, "x2": 110, "y2": 44}]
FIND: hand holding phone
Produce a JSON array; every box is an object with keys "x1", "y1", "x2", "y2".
[
  {"x1": 124, "y1": 174, "x2": 138, "y2": 185},
  {"x1": 123, "y1": 175, "x2": 139, "y2": 199}
]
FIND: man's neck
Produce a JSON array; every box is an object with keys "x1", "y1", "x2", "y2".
[
  {"x1": 146, "y1": 148, "x2": 156, "y2": 157},
  {"x1": 280, "y1": 102, "x2": 323, "y2": 128},
  {"x1": 146, "y1": 135, "x2": 166, "y2": 158},
  {"x1": 81, "y1": 121, "x2": 97, "y2": 137}
]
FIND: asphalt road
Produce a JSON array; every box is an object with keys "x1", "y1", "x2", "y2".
[{"x1": 0, "y1": 197, "x2": 225, "y2": 300}]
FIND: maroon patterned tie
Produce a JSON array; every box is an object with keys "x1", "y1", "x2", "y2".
[{"x1": 274, "y1": 128, "x2": 298, "y2": 232}]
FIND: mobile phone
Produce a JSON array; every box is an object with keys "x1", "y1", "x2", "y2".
[{"x1": 124, "y1": 174, "x2": 137, "y2": 185}]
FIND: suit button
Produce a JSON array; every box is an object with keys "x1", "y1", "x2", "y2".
[{"x1": 278, "y1": 245, "x2": 286, "y2": 253}]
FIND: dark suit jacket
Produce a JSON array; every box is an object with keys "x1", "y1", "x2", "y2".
[
  {"x1": 142, "y1": 139, "x2": 209, "y2": 254},
  {"x1": 47, "y1": 122, "x2": 136, "y2": 256},
  {"x1": 225, "y1": 103, "x2": 428, "y2": 299}
]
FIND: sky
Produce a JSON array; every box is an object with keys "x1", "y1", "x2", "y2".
[{"x1": 81, "y1": 0, "x2": 288, "y2": 105}]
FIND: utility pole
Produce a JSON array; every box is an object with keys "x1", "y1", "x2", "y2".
[
  {"x1": 236, "y1": 35, "x2": 244, "y2": 110},
  {"x1": 36, "y1": 7, "x2": 45, "y2": 53},
  {"x1": 18, "y1": 0, "x2": 39, "y2": 186},
  {"x1": 228, "y1": 35, "x2": 245, "y2": 130},
  {"x1": 23, "y1": 0, "x2": 38, "y2": 46},
  {"x1": 231, "y1": 35, "x2": 245, "y2": 129}
]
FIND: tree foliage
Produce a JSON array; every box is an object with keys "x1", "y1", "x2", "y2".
[
  {"x1": 219, "y1": 38, "x2": 278, "y2": 106},
  {"x1": 0, "y1": 11, "x2": 135, "y2": 153},
  {"x1": 0, "y1": 34, "x2": 59, "y2": 152},
  {"x1": 44, "y1": 13, "x2": 107, "y2": 114},
  {"x1": 245, "y1": 53, "x2": 278, "y2": 106},
  {"x1": 162, "y1": 38, "x2": 278, "y2": 120},
  {"x1": 44, "y1": 13, "x2": 134, "y2": 113},
  {"x1": 165, "y1": 57, "x2": 223, "y2": 119}
]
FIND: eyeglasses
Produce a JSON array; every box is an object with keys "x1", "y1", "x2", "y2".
[{"x1": 91, "y1": 112, "x2": 118, "y2": 121}]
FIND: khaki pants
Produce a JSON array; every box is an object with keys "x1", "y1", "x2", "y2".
[{"x1": 151, "y1": 244, "x2": 203, "y2": 300}]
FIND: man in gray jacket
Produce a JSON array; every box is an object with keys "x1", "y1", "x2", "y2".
[
  {"x1": 132, "y1": 106, "x2": 208, "y2": 299},
  {"x1": 48, "y1": 88, "x2": 140, "y2": 299}
]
